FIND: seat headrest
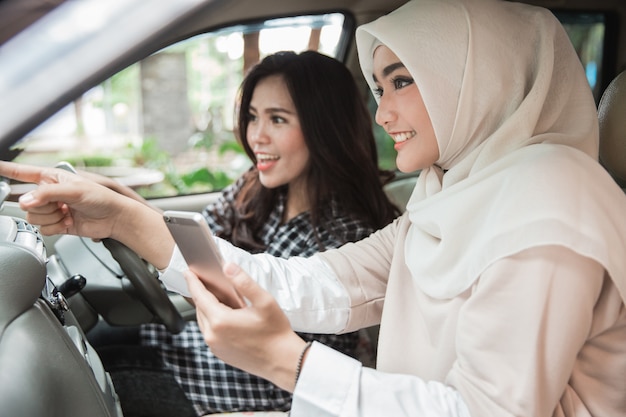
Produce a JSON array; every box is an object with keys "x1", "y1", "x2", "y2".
[
  {"x1": 0, "y1": 244, "x2": 46, "y2": 331},
  {"x1": 598, "y1": 70, "x2": 626, "y2": 187}
]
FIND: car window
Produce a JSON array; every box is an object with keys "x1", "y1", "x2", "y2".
[
  {"x1": 12, "y1": 12, "x2": 350, "y2": 199},
  {"x1": 555, "y1": 10, "x2": 611, "y2": 102}
]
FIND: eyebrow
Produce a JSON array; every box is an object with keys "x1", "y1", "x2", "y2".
[
  {"x1": 372, "y1": 61, "x2": 406, "y2": 82},
  {"x1": 249, "y1": 105, "x2": 295, "y2": 115}
]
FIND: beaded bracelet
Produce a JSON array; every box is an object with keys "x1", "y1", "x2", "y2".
[{"x1": 295, "y1": 341, "x2": 313, "y2": 386}]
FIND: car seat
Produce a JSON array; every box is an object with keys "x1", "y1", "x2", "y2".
[
  {"x1": 383, "y1": 175, "x2": 418, "y2": 212},
  {"x1": 598, "y1": 70, "x2": 626, "y2": 188},
  {"x1": 0, "y1": 216, "x2": 123, "y2": 417}
]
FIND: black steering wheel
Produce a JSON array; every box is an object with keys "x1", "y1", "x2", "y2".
[{"x1": 101, "y1": 238, "x2": 185, "y2": 334}]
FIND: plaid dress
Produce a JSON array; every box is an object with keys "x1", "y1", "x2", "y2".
[{"x1": 140, "y1": 177, "x2": 374, "y2": 415}]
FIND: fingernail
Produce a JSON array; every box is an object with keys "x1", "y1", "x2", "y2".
[{"x1": 18, "y1": 192, "x2": 34, "y2": 204}]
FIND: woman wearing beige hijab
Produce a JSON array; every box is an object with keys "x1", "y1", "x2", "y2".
[
  {"x1": 2, "y1": 0, "x2": 625, "y2": 415},
  {"x1": 180, "y1": 0, "x2": 626, "y2": 415}
]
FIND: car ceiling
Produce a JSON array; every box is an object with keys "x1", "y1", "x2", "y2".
[
  {"x1": 2, "y1": 0, "x2": 624, "y2": 44},
  {"x1": 0, "y1": 0, "x2": 407, "y2": 47},
  {"x1": 0, "y1": 0, "x2": 66, "y2": 44}
]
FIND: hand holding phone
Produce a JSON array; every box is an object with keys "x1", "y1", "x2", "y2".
[{"x1": 163, "y1": 210, "x2": 246, "y2": 308}]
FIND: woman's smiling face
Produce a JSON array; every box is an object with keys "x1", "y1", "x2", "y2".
[
  {"x1": 372, "y1": 45, "x2": 439, "y2": 173},
  {"x1": 246, "y1": 74, "x2": 310, "y2": 190}
]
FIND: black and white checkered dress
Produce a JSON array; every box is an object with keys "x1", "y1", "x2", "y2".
[{"x1": 140, "y1": 177, "x2": 375, "y2": 415}]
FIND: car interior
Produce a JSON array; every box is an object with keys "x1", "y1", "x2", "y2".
[{"x1": 1, "y1": 0, "x2": 625, "y2": 416}]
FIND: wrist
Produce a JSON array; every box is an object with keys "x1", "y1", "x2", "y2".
[
  {"x1": 109, "y1": 196, "x2": 149, "y2": 240},
  {"x1": 295, "y1": 341, "x2": 313, "y2": 386},
  {"x1": 110, "y1": 197, "x2": 174, "y2": 269},
  {"x1": 267, "y1": 336, "x2": 308, "y2": 393}
]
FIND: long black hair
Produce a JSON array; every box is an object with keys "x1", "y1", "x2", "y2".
[{"x1": 212, "y1": 50, "x2": 399, "y2": 251}]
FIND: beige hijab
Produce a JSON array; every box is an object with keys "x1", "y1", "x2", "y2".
[{"x1": 357, "y1": 0, "x2": 626, "y2": 300}]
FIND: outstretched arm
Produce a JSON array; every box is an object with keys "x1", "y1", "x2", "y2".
[{"x1": 0, "y1": 161, "x2": 174, "y2": 269}]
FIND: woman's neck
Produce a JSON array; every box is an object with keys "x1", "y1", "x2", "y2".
[{"x1": 284, "y1": 183, "x2": 311, "y2": 223}]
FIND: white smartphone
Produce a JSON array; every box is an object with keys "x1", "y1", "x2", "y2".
[{"x1": 163, "y1": 210, "x2": 246, "y2": 309}]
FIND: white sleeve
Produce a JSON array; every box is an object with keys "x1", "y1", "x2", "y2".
[
  {"x1": 292, "y1": 342, "x2": 472, "y2": 417},
  {"x1": 159, "y1": 237, "x2": 352, "y2": 333},
  {"x1": 158, "y1": 244, "x2": 191, "y2": 296}
]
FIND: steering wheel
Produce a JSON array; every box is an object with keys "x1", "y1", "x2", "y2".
[
  {"x1": 52, "y1": 161, "x2": 185, "y2": 334},
  {"x1": 101, "y1": 237, "x2": 185, "y2": 334}
]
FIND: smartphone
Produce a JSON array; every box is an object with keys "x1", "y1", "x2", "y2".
[{"x1": 163, "y1": 210, "x2": 246, "y2": 308}]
